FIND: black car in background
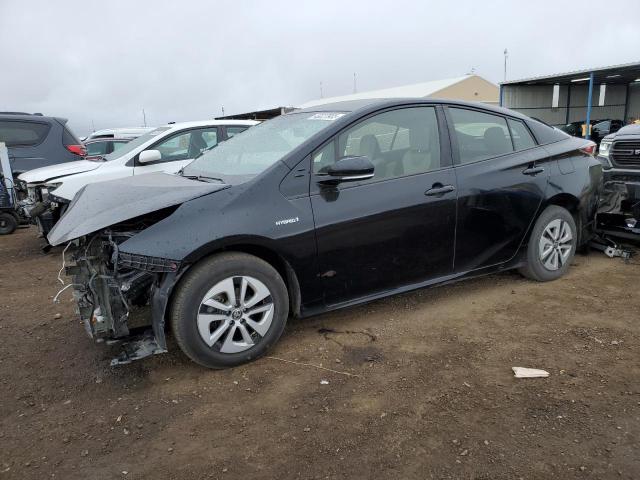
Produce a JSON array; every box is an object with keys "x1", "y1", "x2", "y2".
[
  {"x1": 561, "y1": 118, "x2": 623, "y2": 144},
  {"x1": 0, "y1": 112, "x2": 85, "y2": 176},
  {"x1": 49, "y1": 99, "x2": 602, "y2": 369}
]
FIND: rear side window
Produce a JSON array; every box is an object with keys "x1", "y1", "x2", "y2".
[
  {"x1": 0, "y1": 121, "x2": 50, "y2": 147},
  {"x1": 449, "y1": 108, "x2": 513, "y2": 164},
  {"x1": 508, "y1": 119, "x2": 536, "y2": 150}
]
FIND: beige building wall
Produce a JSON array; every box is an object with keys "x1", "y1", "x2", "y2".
[{"x1": 431, "y1": 75, "x2": 499, "y2": 103}]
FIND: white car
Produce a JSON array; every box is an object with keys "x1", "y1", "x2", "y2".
[
  {"x1": 19, "y1": 119, "x2": 257, "y2": 240},
  {"x1": 85, "y1": 127, "x2": 156, "y2": 141}
]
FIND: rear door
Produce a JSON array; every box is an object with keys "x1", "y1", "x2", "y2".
[
  {"x1": 311, "y1": 105, "x2": 457, "y2": 306},
  {"x1": 447, "y1": 106, "x2": 550, "y2": 272},
  {"x1": 133, "y1": 127, "x2": 220, "y2": 175}
]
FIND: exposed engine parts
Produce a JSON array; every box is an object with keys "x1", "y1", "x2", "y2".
[{"x1": 61, "y1": 227, "x2": 179, "y2": 364}]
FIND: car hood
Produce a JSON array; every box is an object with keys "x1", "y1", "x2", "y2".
[
  {"x1": 18, "y1": 160, "x2": 102, "y2": 184},
  {"x1": 47, "y1": 173, "x2": 228, "y2": 246},
  {"x1": 613, "y1": 124, "x2": 640, "y2": 137}
]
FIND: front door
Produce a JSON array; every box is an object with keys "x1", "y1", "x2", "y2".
[
  {"x1": 310, "y1": 106, "x2": 457, "y2": 307},
  {"x1": 446, "y1": 107, "x2": 551, "y2": 272}
]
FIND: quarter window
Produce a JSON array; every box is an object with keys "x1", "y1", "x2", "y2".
[
  {"x1": 226, "y1": 126, "x2": 248, "y2": 138},
  {"x1": 313, "y1": 107, "x2": 441, "y2": 181},
  {"x1": 508, "y1": 119, "x2": 536, "y2": 150},
  {"x1": 0, "y1": 121, "x2": 50, "y2": 147},
  {"x1": 449, "y1": 108, "x2": 513, "y2": 164}
]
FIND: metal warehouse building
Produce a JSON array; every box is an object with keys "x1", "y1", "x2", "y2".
[{"x1": 500, "y1": 61, "x2": 640, "y2": 135}]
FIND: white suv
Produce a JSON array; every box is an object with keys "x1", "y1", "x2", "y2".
[{"x1": 19, "y1": 119, "x2": 257, "y2": 240}]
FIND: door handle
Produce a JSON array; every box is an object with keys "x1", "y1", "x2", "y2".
[
  {"x1": 522, "y1": 166, "x2": 545, "y2": 176},
  {"x1": 425, "y1": 184, "x2": 455, "y2": 196}
]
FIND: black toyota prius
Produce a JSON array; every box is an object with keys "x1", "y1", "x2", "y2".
[{"x1": 48, "y1": 99, "x2": 602, "y2": 368}]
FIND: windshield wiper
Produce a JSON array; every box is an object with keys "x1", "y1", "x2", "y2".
[{"x1": 181, "y1": 174, "x2": 226, "y2": 184}]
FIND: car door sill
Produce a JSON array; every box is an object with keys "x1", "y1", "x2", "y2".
[{"x1": 303, "y1": 259, "x2": 524, "y2": 318}]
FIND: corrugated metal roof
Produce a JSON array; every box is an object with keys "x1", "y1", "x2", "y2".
[
  {"x1": 299, "y1": 75, "x2": 475, "y2": 108},
  {"x1": 501, "y1": 61, "x2": 640, "y2": 85}
]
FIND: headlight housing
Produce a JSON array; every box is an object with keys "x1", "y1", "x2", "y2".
[
  {"x1": 598, "y1": 141, "x2": 612, "y2": 158},
  {"x1": 597, "y1": 141, "x2": 613, "y2": 168},
  {"x1": 41, "y1": 182, "x2": 62, "y2": 201}
]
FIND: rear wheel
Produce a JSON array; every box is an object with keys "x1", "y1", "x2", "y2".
[
  {"x1": 0, "y1": 212, "x2": 17, "y2": 235},
  {"x1": 171, "y1": 252, "x2": 289, "y2": 368},
  {"x1": 519, "y1": 205, "x2": 577, "y2": 282}
]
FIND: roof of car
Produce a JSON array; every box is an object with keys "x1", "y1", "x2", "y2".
[
  {"x1": 294, "y1": 98, "x2": 531, "y2": 121},
  {"x1": 0, "y1": 113, "x2": 67, "y2": 123},
  {"x1": 84, "y1": 137, "x2": 132, "y2": 143},
  {"x1": 162, "y1": 119, "x2": 260, "y2": 131},
  {"x1": 88, "y1": 127, "x2": 154, "y2": 136}
]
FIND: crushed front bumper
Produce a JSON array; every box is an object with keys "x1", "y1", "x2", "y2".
[
  {"x1": 21, "y1": 186, "x2": 68, "y2": 239},
  {"x1": 597, "y1": 171, "x2": 640, "y2": 240},
  {"x1": 64, "y1": 231, "x2": 183, "y2": 365}
]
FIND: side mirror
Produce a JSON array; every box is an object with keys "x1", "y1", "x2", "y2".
[
  {"x1": 318, "y1": 156, "x2": 374, "y2": 185},
  {"x1": 138, "y1": 149, "x2": 162, "y2": 164}
]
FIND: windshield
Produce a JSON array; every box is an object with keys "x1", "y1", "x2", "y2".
[
  {"x1": 181, "y1": 112, "x2": 346, "y2": 181},
  {"x1": 102, "y1": 127, "x2": 172, "y2": 161}
]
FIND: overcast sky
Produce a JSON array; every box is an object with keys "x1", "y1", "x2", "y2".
[{"x1": 1, "y1": 0, "x2": 639, "y2": 136}]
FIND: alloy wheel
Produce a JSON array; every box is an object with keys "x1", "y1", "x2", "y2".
[
  {"x1": 538, "y1": 218, "x2": 573, "y2": 271},
  {"x1": 196, "y1": 276, "x2": 274, "y2": 353}
]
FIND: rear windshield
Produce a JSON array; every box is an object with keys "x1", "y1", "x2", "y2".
[{"x1": 0, "y1": 120, "x2": 50, "y2": 147}]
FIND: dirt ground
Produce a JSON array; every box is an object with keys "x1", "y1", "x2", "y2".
[{"x1": 1, "y1": 228, "x2": 639, "y2": 480}]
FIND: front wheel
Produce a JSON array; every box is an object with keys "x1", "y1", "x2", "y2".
[
  {"x1": 171, "y1": 252, "x2": 289, "y2": 369},
  {"x1": 0, "y1": 212, "x2": 17, "y2": 235},
  {"x1": 519, "y1": 205, "x2": 577, "y2": 282}
]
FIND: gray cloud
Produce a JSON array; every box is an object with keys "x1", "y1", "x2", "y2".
[{"x1": 1, "y1": 0, "x2": 639, "y2": 136}]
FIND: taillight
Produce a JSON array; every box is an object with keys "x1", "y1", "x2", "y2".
[
  {"x1": 66, "y1": 144, "x2": 87, "y2": 156},
  {"x1": 580, "y1": 142, "x2": 597, "y2": 156}
]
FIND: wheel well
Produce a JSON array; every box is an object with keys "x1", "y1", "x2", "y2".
[
  {"x1": 544, "y1": 193, "x2": 583, "y2": 243},
  {"x1": 545, "y1": 193, "x2": 580, "y2": 216},
  {"x1": 184, "y1": 244, "x2": 302, "y2": 317}
]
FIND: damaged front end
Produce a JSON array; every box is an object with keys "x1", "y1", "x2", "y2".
[
  {"x1": 597, "y1": 174, "x2": 640, "y2": 239},
  {"x1": 64, "y1": 222, "x2": 183, "y2": 365}
]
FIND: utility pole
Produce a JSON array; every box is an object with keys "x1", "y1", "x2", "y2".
[
  {"x1": 142, "y1": 108, "x2": 147, "y2": 127},
  {"x1": 503, "y1": 48, "x2": 508, "y2": 82},
  {"x1": 91, "y1": 120, "x2": 95, "y2": 132},
  {"x1": 320, "y1": 81, "x2": 323, "y2": 98},
  {"x1": 353, "y1": 73, "x2": 357, "y2": 94},
  {"x1": 221, "y1": 106, "x2": 225, "y2": 116}
]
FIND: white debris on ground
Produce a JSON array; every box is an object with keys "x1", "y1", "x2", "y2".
[{"x1": 512, "y1": 367, "x2": 550, "y2": 378}]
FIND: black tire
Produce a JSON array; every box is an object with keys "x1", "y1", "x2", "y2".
[
  {"x1": 519, "y1": 205, "x2": 577, "y2": 282},
  {"x1": 171, "y1": 252, "x2": 289, "y2": 369},
  {"x1": 0, "y1": 212, "x2": 17, "y2": 235}
]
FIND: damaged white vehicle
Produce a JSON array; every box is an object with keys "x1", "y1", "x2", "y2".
[{"x1": 18, "y1": 120, "x2": 257, "y2": 244}]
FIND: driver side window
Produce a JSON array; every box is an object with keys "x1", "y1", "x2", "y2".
[{"x1": 312, "y1": 107, "x2": 441, "y2": 181}]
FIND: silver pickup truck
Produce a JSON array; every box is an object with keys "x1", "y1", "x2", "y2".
[{"x1": 597, "y1": 124, "x2": 640, "y2": 239}]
